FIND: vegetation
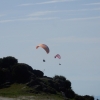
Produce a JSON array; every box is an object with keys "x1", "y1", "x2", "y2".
[{"x1": 0, "y1": 56, "x2": 94, "y2": 100}]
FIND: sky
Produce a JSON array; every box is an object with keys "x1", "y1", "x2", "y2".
[{"x1": 0, "y1": 0, "x2": 100, "y2": 97}]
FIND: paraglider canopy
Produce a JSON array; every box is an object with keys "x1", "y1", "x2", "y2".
[
  {"x1": 36, "y1": 44, "x2": 50, "y2": 54},
  {"x1": 54, "y1": 54, "x2": 61, "y2": 59}
]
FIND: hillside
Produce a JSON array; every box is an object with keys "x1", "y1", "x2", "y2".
[{"x1": 0, "y1": 56, "x2": 94, "y2": 100}]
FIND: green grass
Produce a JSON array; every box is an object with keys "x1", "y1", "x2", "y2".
[
  {"x1": 0, "y1": 83, "x2": 33, "y2": 97},
  {"x1": 0, "y1": 83, "x2": 68, "y2": 100}
]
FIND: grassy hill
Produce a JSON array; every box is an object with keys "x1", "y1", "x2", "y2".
[{"x1": 0, "y1": 83, "x2": 65, "y2": 100}]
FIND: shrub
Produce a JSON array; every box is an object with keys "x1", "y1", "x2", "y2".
[
  {"x1": 12, "y1": 63, "x2": 33, "y2": 83},
  {"x1": 32, "y1": 69, "x2": 44, "y2": 77},
  {"x1": 65, "y1": 89, "x2": 75, "y2": 98},
  {"x1": 2, "y1": 56, "x2": 18, "y2": 69}
]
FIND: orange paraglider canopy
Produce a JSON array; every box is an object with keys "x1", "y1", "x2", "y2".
[{"x1": 36, "y1": 44, "x2": 50, "y2": 54}]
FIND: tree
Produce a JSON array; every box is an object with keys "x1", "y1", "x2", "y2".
[
  {"x1": 12, "y1": 63, "x2": 33, "y2": 83},
  {"x1": 65, "y1": 89, "x2": 75, "y2": 98},
  {"x1": 53, "y1": 75, "x2": 66, "y2": 81},
  {"x1": 2, "y1": 56, "x2": 18, "y2": 69},
  {"x1": 33, "y1": 69, "x2": 44, "y2": 77},
  {"x1": 0, "y1": 58, "x2": 2, "y2": 68},
  {"x1": 53, "y1": 75, "x2": 71, "y2": 91},
  {"x1": 0, "y1": 68, "x2": 5, "y2": 85}
]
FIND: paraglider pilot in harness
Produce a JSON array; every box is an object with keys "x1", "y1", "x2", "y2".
[{"x1": 43, "y1": 59, "x2": 45, "y2": 62}]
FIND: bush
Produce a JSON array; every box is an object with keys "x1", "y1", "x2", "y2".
[
  {"x1": 65, "y1": 80, "x2": 71, "y2": 89},
  {"x1": 2, "y1": 56, "x2": 18, "y2": 69},
  {"x1": 42, "y1": 86, "x2": 56, "y2": 94},
  {"x1": 0, "y1": 68, "x2": 5, "y2": 85},
  {"x1": 53, "y1": 75, "x2": 71, "y2": 91},
  {"x1": 0, "y1": 68, "x2": 12, "y2": 85},
  {"x1": 53, "y1": 75, "x2": 66, "y2": 81},
  {"x1": 65, "y1": 89, "x2": 75, "y2": 98},
  {"x1": 12, "y1": 63, "x2": 33, "y2": 83},
  {"x1": 83, "y1": 95, "x2": 94, "y2": 100},
  {"x1": 74, "y1": 95, "x2": 94, "y2": 100},
  {"x1": 33, "y1": 69, "x2": 44, "y2": 77},
  {"x1": 0, "y1": 58, "x2": 2, "y2": 68}
]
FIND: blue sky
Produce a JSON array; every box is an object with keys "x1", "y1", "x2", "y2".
[{"x1": 0, "y1": 0, "x2": 100, "y2": 97}]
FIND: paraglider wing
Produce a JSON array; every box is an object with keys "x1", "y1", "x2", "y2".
[
  {"x1": 36, "y1": 44, "x2": 50, "y2": 54},
  {"x1": 54, "y1": 54, "x2": 61, "y2": 59}
]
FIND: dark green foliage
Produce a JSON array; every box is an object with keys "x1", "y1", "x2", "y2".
[
  {"x1": 2, "y1": 56, "x2": 18, "y2": 69},
  {"x1": 0, "y1": 56, "x2": 18, "y2": 85},
  {"x1": 65, "y1": 89, "x2": 75, "y2": 98},
  {"x1": 12, "y1": 63, "x2": 33, "y2": 83},
  {"x1": 74, "y1": 95, "x2": 94, "y2": 100},
  {"x1": 33, "y1": 85, "x2": 43, "y2": 91},
  {"x1": 0, "y1": 68, "x2": 5, "y2": 85},
  {"x1": 53, "y1": 75, "x2": 71, "y2": 91},
  {"x1": 32, "y1": 69, "x2": 44, "y2": 77},
  {"x1": 53, "y1": 75, "x2": 66, "y2": 81},
  {"x1": 83, "y1": 95, "x2": 94, "y2": 100},
  {"x1": 27, "y1": 77, "x2": 57, "y2": 94},
  {"x1": 0, "y1": 68, "x2": 11, "y2": 84},
  {"x1": 74, "y1": 95, "x2": 84, "y2": 100},
  {"x1": 0, "y1": 58, "x2": 2, "y2": 68},
  {"x1": 42, "y1": 85, "x2": 56, "y2": 94},
  {"x1": 65, "y1": 80, "x2": 71, "y2": 89},
  {"x1": 26, "y1": 77, "x2": 41, "y2": 87},
  {"x1": 47, "y1": 79, "x2": 55, "y2": 88}
]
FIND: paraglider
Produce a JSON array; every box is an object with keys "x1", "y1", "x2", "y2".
[
  {"x1": 54, "y1": 54, "x2": 61, "y2": 65},
  {"x1": 54, "y1": 54, "x2": 61, "y2": 59},
  {"x1": 36, "y1": 44, "x2": 50, "y2": 62}
]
